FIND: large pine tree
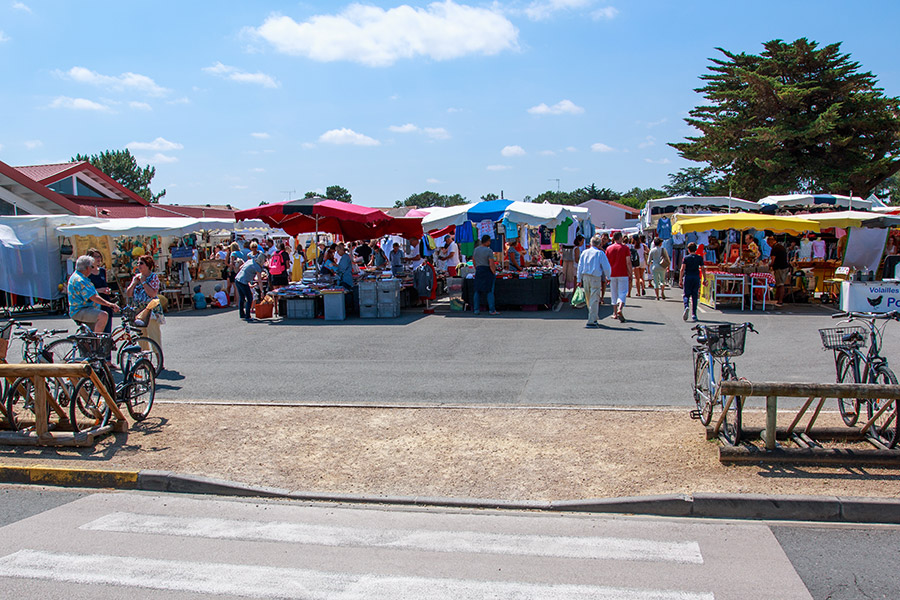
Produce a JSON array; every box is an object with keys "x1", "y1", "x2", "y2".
[{"x1": 671, "y1": 38, "x2": 900, "y2": 200}]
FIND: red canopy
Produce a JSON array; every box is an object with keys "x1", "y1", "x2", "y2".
[{"x1": 234, "y1": 199, "x2": 422, "y2": 241}]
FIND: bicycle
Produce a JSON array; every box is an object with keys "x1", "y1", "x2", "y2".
[
  {"x1": 819, "y1": 310, "x2": 900, "y2": 448},
  {"x1": 67, "y1": 330, "x2": 156, "y2": 432},
  {"x1": 2, "y1": 323, "x2": 75, "y2": 433},
  {"x1": 45, "y1": 306, "x2": 164, "y2": 376},
  {"x1": 690, "y1": 322, "x2": 757, "y2": 445}
]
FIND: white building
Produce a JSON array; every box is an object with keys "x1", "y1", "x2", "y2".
[{"x1": 577, "y1": 199, "x2": 640, "y2": 230}]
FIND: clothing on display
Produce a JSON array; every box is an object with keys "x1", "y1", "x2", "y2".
[
  {"x1": 656, "y1": 217, "x2": 672, "y2": 240},
  {"x1": 477, "y1": 220, "x2": 494, "y2": 239},
  {"x1": 501, "y1": 217, "x2": 518, "y2": 239}
]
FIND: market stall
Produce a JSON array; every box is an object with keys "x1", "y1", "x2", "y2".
[{"x1": 672, "y1": 213, "x2": 821, "y2": 310}]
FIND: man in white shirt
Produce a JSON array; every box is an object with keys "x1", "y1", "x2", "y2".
[
  {"x1": 443, "y1": 236, "x2": 460, "y2": 276},
  {"x1": 576, "y1": 234, "x2": 613, "y2": 328}
]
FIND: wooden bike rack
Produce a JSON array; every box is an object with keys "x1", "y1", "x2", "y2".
[
  {"x1": 712, "y1": 380, "x2": 900, "y2": 466},
  {"x1": 0, "y1": 363, "x2": 127, "y2": 447}
]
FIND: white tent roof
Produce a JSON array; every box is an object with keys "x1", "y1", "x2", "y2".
[
  {"x1": 758, "y1": 194, "x2": 872, "y2": 211},
  {"x1": 640, "y1": 196, "x2": 757, "y2": 228},
  {"x1": 421, "y1": 204, "x2": 474, "y2": 231},
  {"x1": 502, "y1": 202, "x2": 588, "y2": 228},
  {"x1": 56, "y1": 217, "x2": 236, "y2": 237}
]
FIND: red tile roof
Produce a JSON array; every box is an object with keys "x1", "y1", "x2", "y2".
[
  {"x1": 14, "y1": 163, "x2": 81, "y2": 182},
  {"x1": 597, "y1": 199, "x2": 640, "y2": 217},
  {"x1": 65, "y1": 198, "x2": 235, "y2": 219}
]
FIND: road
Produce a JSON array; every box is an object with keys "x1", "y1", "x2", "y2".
[
  {"x1": 1, "y1": 485, "x2": 898, "y2": 600},
  {"x1": 9, "y1": 298, "x2": 900, "y2": 406}
]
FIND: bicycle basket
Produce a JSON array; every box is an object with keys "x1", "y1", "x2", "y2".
[
  {"x1": 819, "y1": 326, "x2": 868, "y2": 350},
  {"x1": 73, "y1": 334, "x2": 113, "y2": 359},
  {"x1": 701, "y1": 323, "x2": 748, "y2": 357}
]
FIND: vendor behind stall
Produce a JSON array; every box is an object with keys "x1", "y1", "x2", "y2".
[
  {"x1": 506, "y1": 239, "x2": 525, "y2": 271},
  {"x1": 126, "y1": 254, "x2": 163, "y2": 350}
]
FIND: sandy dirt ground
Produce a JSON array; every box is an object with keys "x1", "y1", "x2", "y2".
[{"x1": 1, "y1": 404, "x2": 898, "y2": 501}]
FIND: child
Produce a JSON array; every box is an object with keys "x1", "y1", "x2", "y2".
[
  {"x1": 212, "y1": 284, "x2": 228, "y2": 308},
  {"x1": 192, "y1": 285, "x2": 207, "y2": 310}
]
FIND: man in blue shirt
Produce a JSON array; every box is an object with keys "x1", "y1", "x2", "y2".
[
  {"x1": 576, "y1": 235, "x2": 612, "y2": 328},
  {"x1": 67, "y1": 254, "x2": 120, "y2": 333}
]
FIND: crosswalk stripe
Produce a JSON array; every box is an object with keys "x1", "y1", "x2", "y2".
[
  {"x1": 81, "y1": 511, "x2": 703, "y2": 564},
  {"x1": 0, "y1": 549, "x2": 715, "y2": 600}
]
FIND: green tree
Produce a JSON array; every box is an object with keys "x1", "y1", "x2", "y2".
[
  {"x1": 394, "y1": 191, "x2": 467, "y2": 208},
  {"x1": 303, "y1": 191, "x2": 319, "y2": 199},
  {"x1": 663, "y1": 167, "x2": 726, "y2": 197},
  {"x1": 533, "y1": 190, "x2": 576, "y2": 205},
  {"x1": 618, "y1": 187, "x2": 667, "y2": 209},
  {"x1": 325, "y1": 185, "x2": 352, "y2": 203},
  {"x1": 71, "y1": 149, "x2": 165, "y2": 203},
  {"x1": 875, "y1": 173, "x2": 900, "y2": 204},
  {"x1": 671, "y1": 38, "x2": 900, "y2": 199},
  {"x1": 480, "y1": 193, "x2": 499, "y2": 202}
]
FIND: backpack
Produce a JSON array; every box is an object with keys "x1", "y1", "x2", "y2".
[
  {"x1": 630, "y1": 246, "x2": 640, "y2": 267},
  {"x1": 268, "y1": 251, "x2": 285, "y2": 274}
]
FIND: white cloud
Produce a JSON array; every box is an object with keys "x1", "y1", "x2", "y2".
[
  {"x1": 251, "y1": 132, "x2": 271, "y2": 139},
  {"x1": 487, "y1": 164, "x2": 512, "y2": 171},
  {"x1": 527, "y1": 99, "x2": 584, "y2": 116},
  {"x1": 501, "y1": 145, "x2": 526, "y2": 157},
  {"x1": 447, "y1": 107, "x2": 463, "y2": 113},
  {"x1": 318, "y1": 128, "x2": 380, "y2": 146},
  {"x1": 424, "y1": 127, "x2": 450, "y2": 140},
  {"x1": 566, "y1": 146, "x2": 578, "y2": 153},
  {"x1": 24, "y1": 140, "x2": 42, "y2": 150},
  {"x1": 203, "y1": 62, "x2": 279, "y2": 88},
  {"x1": 251, "y1": 168, "x2": 265, "y2": 173},
  {"x1": 129, "y1": 101, "x2": 152, "y2": 111},
  {"x1": 525, "y1": 0, "x2": 593, "y2": 21},
  {"x1": 12, "y1": 2, "x2": 32, "y2": 13},
  {"x1": 638, "y1": 136, "x2": 655, "y2": 149},
  {"x1": 592, "y1": 6, "x2": 619, "y2": 20},
  {"x1": 539, "y1": 150, "x2": 556, "y2": 156},
  {"x1": 645, "y1": 158, "x2": 671, "y2": 164},
  {"x1": 426, "y1": 177, "x2": 441, "y2": 184},
  {"x1": 301, "y1": 142, "x2": 316, "y2": 149},
  {"x1": 126, "y1": 137, "x2": 183, "y2": 152},
  {"x1": 56, "y1": 66, "x2": 169, "y2": 97},
  {"x1": 48, "y1": 96, "x2": 110, "y2": 111},
  {"x1": 143, "y1": 153, "x2": 178, "y2": 164},
  {"x1": 167, "y1": 97, "x2": 191, "y2": 105},
  {"x1": 0, "y1": 31, "x2": 9, "y2": 43},
  {"x1": 389, "y1": 123, "x2": 419, "y2": 133},
  {"x1": 248, "y1": 1, "x2": 519, "y2": 67},
  {"x1": 591, "y1": 142, "x2": 614, "y2": 152}
]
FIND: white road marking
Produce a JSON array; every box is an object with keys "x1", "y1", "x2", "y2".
[
  {"x1": 81, "y1": 511, "x2": 704, "y2": 564},
  {"x1": 0, "y1": 549, "x2": 714, "y2": 600}
]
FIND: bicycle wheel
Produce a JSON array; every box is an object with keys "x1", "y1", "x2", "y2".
[
  {"x1": 867, "y1": 365, "x2": 899, "y2": 449},
  {"x1": 123, "y1": 358, "x2": 155, "y2": 421},
  {"x1": 69, "y1": 373, "x2": 112, "y2": 433},
  {"x1": 693, "y1": 353, "x2": 714, "y2": 426},
  {"x1": 117, "y1": 336, "x2": 163, "y2": 376},
  {"x1": 719, "y1": 365, "x2": 741, "y2": 445},
  {"x1": 835, "y1": 351, "x2": 861, "y2": 426},
  {"x1": 4, "y1": 377, "x2": 50, "y2": 433},
  {"x1": 45, "y1": 338, "x2": 80, "y2": 364}
]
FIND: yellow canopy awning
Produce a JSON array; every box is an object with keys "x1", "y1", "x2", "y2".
[{"x1": 672, "y1": 213, "x2": 820, "y2": 235}]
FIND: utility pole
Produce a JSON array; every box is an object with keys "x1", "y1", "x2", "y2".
[
  {"x1": 548, "y1": 178, "x2": 560, "y2": 193},
  {"x1": 281, "y1": 190, "x2": 296, "y2": 201}
]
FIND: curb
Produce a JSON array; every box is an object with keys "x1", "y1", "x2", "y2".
[{"x1": 3, "y1": 464, "x2": 900, "y2": 524}]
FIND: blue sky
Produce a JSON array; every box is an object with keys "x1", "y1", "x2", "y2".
[{"x1": 1, "y1": 1, "x2": 898, "y2": 208}]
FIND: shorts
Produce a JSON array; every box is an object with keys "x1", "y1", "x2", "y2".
[
  {"x1": 652, "y1": 267, "x2": 667, "y2": 288},
  {"x1": 609, "y1": 276, "x2": 628, "y2": 306},
  {"x1": 774, "y1": 268, "x2": 791, "y2": 286},
  {"x1": 72, "y1": 307, "x2": 104, "y2": 324},
  {"x1": 227, "y1": 271, "x2": 236, "y2": 283},
  {"x1": 271, "y1": 273, "x2": 289, "y2": 287}
]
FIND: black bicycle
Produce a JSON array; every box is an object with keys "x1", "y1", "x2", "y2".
[{"x1": 819, "y1": 310, "x2": 899, "y2": 448}]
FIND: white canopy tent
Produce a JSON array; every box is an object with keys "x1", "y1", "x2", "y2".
[
  {"x1": 758, "y1": 194, "x2": 872, "y2": 211},
  {"x1": 501, "y1": 202, "x2": 589, "y2": 228},
  {"x1": 420, "y1": 204, "x2": 473, "y2": 232},
  {"x1": 640, "y1": 196, "x2": 758, "y2": 229},
  {"x1": 56, "y1": 217, "x2": 236, "y2": 237}
]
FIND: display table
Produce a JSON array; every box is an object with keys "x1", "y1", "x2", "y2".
[
  {"x1": 840, "y1": 280, "x2": 900, "y2": 313},
  {"x1": 463, "y1": 274, "x2": 559, "y2": 310},
  {"x1": 699, "y1": 272, "x2": 745, "y2": 310}
]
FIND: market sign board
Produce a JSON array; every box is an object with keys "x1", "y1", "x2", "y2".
[{"x1": 841, "y1": 281, "x2": 900, "y2": 313}]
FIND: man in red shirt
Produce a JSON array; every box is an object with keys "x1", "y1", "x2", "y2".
[{"x1": 605, "y1": 231, "x2": 633, "y2": 322}]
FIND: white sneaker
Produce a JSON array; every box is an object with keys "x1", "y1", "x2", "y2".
[{"x1": 682, "y1": 306, "x2": 690, "y2": 321}]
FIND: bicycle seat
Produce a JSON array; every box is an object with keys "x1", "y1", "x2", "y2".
[{"x1": 121, "y1": 344, "x2": 143, "y2": 355}]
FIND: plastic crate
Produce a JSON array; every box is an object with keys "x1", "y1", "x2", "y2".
[
  {"x1": 358, "y1": 280, "x2": 378, "y2": 304},
  {"x1": 377, "y1": 300, "x2": 401, "y2": 318},
  {"x1": 377, "y1": 278, "x2": 401, "y2": 292},
  {"x1": 819, "y1": 326, "x2": 868, "y2": 350},
  {"x1": 286, "y1": 297, "x2": 316, "y2": 319},
  {"x1": 360, "y1": 303, "x2": 378, "y2": 318},
  {"x1": 323, "y1": 291, "x2": 346, "y2": 321}
]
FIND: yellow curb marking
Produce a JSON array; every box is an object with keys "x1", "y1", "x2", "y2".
[{"x1": 0, "y1": 464, "x2": 139, "y2": 487}]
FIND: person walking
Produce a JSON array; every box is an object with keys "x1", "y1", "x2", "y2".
[
  {"x1": 605, "y1": 231, "x2": 632, "y2": 322},
  {"x1": 647, "y1": 237, "x2": 670, "y2": 300},
  {"x1": 234, "y1": 253, "x2": 267, "y2": 321},
  {"x1": 679, "y1": 242, "x2": 706, "y2": 321},
  {"x1": 576, "y1": 235, "x2": 612, "y2": 328},
  {"x1": 472, "y1": 235, "x2": 500, "y2": 316}
]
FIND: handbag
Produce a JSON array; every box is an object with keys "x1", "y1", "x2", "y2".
[
  {"x1": 571, "y1": 286, "x2": 586, "y2": 308},
  {"x1": 660, "y1": 249, "x2": 671, "y2": 269}
]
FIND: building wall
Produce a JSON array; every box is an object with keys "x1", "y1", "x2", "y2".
[{"x1": 578, "y1": 200, "x2": 639, "y2": 230}]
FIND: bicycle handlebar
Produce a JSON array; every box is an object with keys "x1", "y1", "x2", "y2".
[{"x1": 832, "y1": 310, "x2": 900, "y2": 321}]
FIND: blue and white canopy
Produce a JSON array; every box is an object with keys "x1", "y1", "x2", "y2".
[
  {"x1": 421, "y1": 200, "x2": 588, "y2": 232},
  {"x1": 758, "y1": 194, "x2": 872, "y2": 212}
]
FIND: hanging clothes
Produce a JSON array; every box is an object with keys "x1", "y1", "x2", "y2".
[
  {"x1": 477, "y1": 219, "x2": 494, "y2": 239},
  {"x1": 554, "y1": 217, "x2": 573, "y2": 245},
  {"x1": 656, "y1": 217, "x2": 672, "y2": 240},
  {"x1": 539, "y1": 226, "x2": 552, "y2": 250},
  {"x1": 502, "y1": 217, "x2": 518, "y2": 240},
  {"x1": 455, "y1": 221, "x2": 475, "y2": 257}
]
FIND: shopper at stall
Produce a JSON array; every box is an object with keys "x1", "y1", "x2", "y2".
[
  {"x1": 370, "y1": 241, "x2": 388, "y2": 269},
  {"x1": 576, "y1": 235, "x2": 612, "y2": 328},
  {"x1": 767, "y1": 236, "x2": 791, "y2": 307},
  {"x1": 560, "y1": 235, "x2": 583, "y2": 300},
  {"x1": 647, "y1": 238, "x2": 670, "y2": 301},
  {"x1": 268, "y1": 242, "x2": 290, "y2": 289},
  {"x1": 630, "y1": 234, "x2": 648, "y2": 297},
  {"x1": 87, "y1": 248, "x2": 114, "y2": 334},
  {"x1": 234, "y1": 252, "x2": 267, "y2": 321},
  {"x1": 605, "y1": 231, "x2": 632, "y2": 322},
  {"x1": 334, "y1": 243, "x2": 355, "y2": 290},
  {"x1": 68, "y1": 254, "x2": 120, "y2": 334},
  {"x1": 472, "y1": 235, "x2": 500, "y2": 316},
  {"x1": 680, "y1": 242, "x2": 705, "y2": 322},
  {"x1": 126, "y1": 255, "x2": 163, "y2": 349},
  {"x1": 225, "y1": 242, "x2": 244, "y2": 306},
  {"x1": 389, "y1": 242, "x2": 404, "y2": 276},
  {"x1": 354, "y1": 240, "x2": 373, "y2": 265},
  {"x1": 291, "y1": 241, "x2": 305, "y2": 282}
]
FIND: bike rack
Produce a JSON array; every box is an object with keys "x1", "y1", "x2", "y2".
[
  {"x1": 0, "y1": 363, "x2": 127, "y2": 447},
  {"x1": 712, "y1": 380, "x2": 900, "y2": 466}
]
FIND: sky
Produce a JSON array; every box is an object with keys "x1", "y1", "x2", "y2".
[{"x1": 1, "y1": 1, "x2": 899, "y2": 209}]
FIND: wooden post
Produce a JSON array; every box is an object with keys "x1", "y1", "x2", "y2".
[
  {"x1": 763, "y1": 395, "x2": 778, "y2": 450},
  {"x1": 33, "y1": 376, "x2": 49, "y2": 438}
]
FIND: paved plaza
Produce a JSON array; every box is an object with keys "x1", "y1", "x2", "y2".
[{"x1": 12, "y1": 295, "x2": 895, "y2": 407}]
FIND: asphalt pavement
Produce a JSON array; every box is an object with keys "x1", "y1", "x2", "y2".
[{"x1": 9, "y1": 296, "x2": 896, "y2": 406}]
